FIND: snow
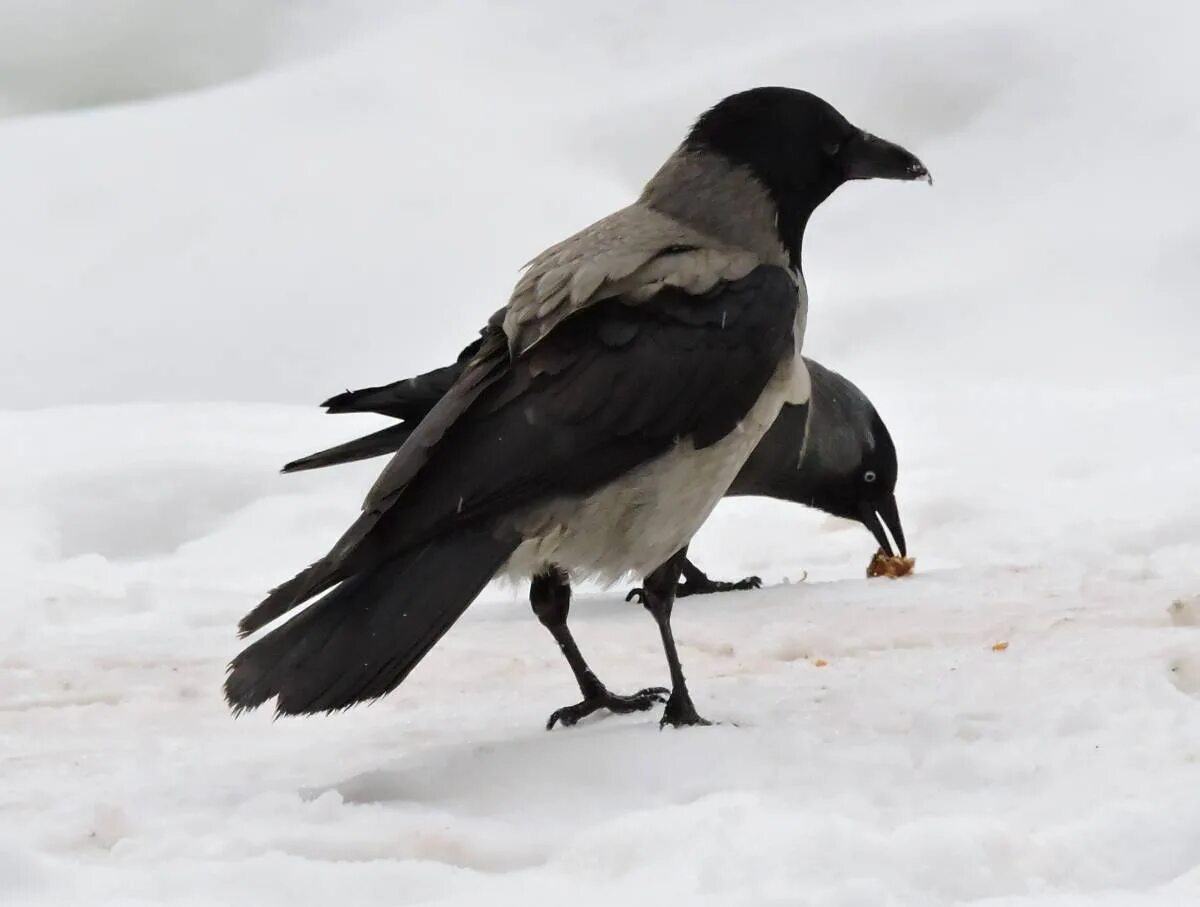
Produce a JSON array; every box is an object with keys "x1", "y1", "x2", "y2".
[{"x1": 4, "y1": 1, "x2": 1200, "y2": 904}]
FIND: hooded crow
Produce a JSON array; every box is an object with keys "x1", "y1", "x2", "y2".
[
  {"x1": 287, "y1": 349, "x2": 907, "y2": 598},
  {"x1": 711, "y1": 358, "x2": 907, "y2": 589},
  {"x1": 224, "y1": 87, "x2": 929, "y2": 730}
]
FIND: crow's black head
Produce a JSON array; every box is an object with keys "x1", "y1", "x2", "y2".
[
  {"x1": 804, "y1": 409, "x2": 906, "y2": 558},
  {"x1": 685, "y1": 87, "x2": 930, "y2": 264}
]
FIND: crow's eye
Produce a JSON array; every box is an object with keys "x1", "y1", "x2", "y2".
[
  {"x1": 863, "y1": 470, "x2": 877, "y2": 483},
  {"x1": 824, "y1": 140, "x2": 842, "y2": 157}
]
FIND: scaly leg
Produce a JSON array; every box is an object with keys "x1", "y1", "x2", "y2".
[
  {"x1": 637, "y1": 549, "x2": 711, "y2": 728},
  {"x1": 531, "y1": 565, "x2": 668, "y2": 730}
]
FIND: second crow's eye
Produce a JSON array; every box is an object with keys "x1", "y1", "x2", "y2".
[{"x1": 863, "y1": 470, "x2": 877, "y2": 483}]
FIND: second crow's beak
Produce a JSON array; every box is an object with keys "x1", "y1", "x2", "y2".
[
  {"x1": 858, "y1": 495, "x2": 908, "y2": 558},
  {"x1": 841, "y1": 129, "x2": 931, "y2": 184}
]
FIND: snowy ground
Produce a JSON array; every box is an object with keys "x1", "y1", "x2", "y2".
[{"x1": 5, "y1": 2, "x2": 1200, "y2": 905}]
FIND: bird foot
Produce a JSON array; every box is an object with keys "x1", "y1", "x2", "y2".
[
  {"x1": 625, "y1": 575, "x2": 761, "y2": 603},
  {"x1": 659, "y1": 690, "x2": 712, "y2": 729},
  {"x1": 676, "y1": 574, "x2": 762, "y2": 598},
  {"x1": 546, "y1": 686, "x2": 669, "y2": 730}
]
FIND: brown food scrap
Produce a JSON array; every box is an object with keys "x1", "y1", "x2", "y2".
[
  {"x1": 991, "y1": 641, "x2": 1009, "y2": 652},
  {"x1": 814, "y1": 659, "x2": 829, "y2": 668},
  {"x1": 866, "y1": 549, "x2": 916, "y2": 579}
]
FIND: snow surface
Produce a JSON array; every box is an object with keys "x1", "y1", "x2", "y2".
[{"x1": 4, "y1": 1, "x2": 1200, "y2": 904}]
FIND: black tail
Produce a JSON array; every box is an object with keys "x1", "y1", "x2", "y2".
[
  {"x1": 322, "y1": 360, "x2": 467, "y2": 420},
  {"x1": 224, "y1": 528, "x2": 518, "y2": 716},
  {"x1": 281, "y1": 423, "x2": 415, "y2": 474}
]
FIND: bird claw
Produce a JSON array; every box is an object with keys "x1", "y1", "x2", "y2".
[
  {"x1": 658, "y1": 690, "x2": 713, "y2": 729},
  {"x1": 675, "y1": 574, "x2": 762, "y2": 598},
  {"x1": 625, "y1": 587, "x2": 647, "y2": 603},
  {"x1": 546, "y1": 686, "x2": 669, "y2": 730}
]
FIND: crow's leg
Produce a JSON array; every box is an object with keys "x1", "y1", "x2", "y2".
[
  {"x1": 626, "y1": 556, "x2": 761, "y2": 601},
  {"x1": 638, "y1": 548, "x2": 712, "y2": 728},
  {"x1": 675, "y1": 557, "x2": 762, "y2": 598},
  {"x1": 531, "y1": 565, "x2": 667, "y2": 730}
]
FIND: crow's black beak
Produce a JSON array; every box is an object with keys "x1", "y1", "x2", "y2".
[
  {"x1": 857, "y1": 495, "x2": 907, "y2": 558},
  {"x1": 841, "y1": 129, "x2": 931, "y2": 184}
]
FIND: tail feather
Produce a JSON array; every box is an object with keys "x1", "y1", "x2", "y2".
[
  {"x1": 281, "y1": 423, "x2": 415, "y2": 474},
  {"x1": 322, "y1": 361, "x2": 466, "y2": 420},
  {"x1": 249, "y1": 335, "x2": 510, "y2": 643},
  {"x1": 236, "y1": 558, "x2": 346, "y2": 638},
  {"x1": 224, "y1": 527, "x2": 518, "y2": 716}
]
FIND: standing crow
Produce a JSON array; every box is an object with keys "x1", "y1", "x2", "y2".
[{"x1": 225, "y1": 87, "x2": 929, "y2": 729}]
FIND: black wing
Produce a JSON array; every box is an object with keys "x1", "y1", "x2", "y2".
[{"x1": 239, "y1": 265, "x2": 798, "y2": 634}]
